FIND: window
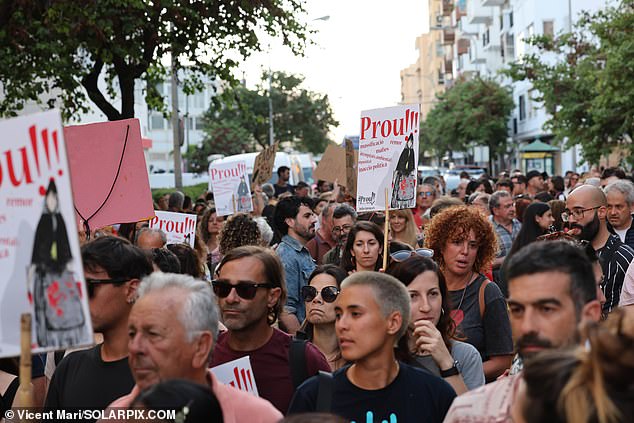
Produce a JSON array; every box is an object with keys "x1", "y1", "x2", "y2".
[
  {"x1": 527, "y1": 23, "x2": 534, "y2": 38},
  {"x1": 499, "y1": 14, "x2": 503, "y2": 30},
  {"x1": 509, "y1": 12, "x2": 514, "y2": 28},
  {"x1": 193, "y1": 92, "x2": 205, "y2": 108},
  {"x1": 483, "y1": 28, "x2": 490, "y2": 46},
  {"x1": 150, "y1": 115, "x2": 164, "y2": 130},
  {"x1": 195, "y1": 117, "x2": 206, "y2": 131},
  {"x1": 519, "y1": 95, "x2": 526, "y2": 121},
  {"x1": 543, "y1": 20, "x2": 554, "y2": 37}
]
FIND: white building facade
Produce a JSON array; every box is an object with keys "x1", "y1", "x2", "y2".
[{"x1": 449, "y1": 0, "x2": 609, "y2": 174}]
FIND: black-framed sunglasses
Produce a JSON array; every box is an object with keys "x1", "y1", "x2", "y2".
[
  {"x1": 212, "y1": 279, "x2": 273, "y2": 300},
  {"x1": 390, "y1": 248, "x2": 434, "y2": 262},
  {"x1": 301, "y1": 285, "x2": 340, "y2": 303},
  {"x1": 85, "y1": 277, "x2": 130, "y2": 298}
]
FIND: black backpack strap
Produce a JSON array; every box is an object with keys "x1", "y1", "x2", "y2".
[
  {"x1": 2, "y1": 377, "x2": 19, "y2": 410},
  {"x1": 54, "y1": 350, "x2": 66, "y2": 366},
  {"x1": 315, "y1": 370, "x2": 334, "y2": 412},
  {"x1": 289, "y1": 338, "x2": 308, "y2": 389}
]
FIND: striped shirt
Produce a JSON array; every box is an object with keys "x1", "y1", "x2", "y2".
[{"x1": 597, "y1": 234, "x2": 634, "y2": 313}]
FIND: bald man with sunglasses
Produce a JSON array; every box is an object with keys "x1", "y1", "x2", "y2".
[
  {"x1": 46, "y1": 236, "x2": 152, "y2": 414},
  {"x1": 210, "y1": 246, "x2": 330, "y2": 414}
]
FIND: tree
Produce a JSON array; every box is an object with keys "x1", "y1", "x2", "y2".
[
  {"x1": 207, "y1": 71, "x2": 338, "y2": 154},
  {"x1": 0, "y1": 1, "x2": 310, "y2": 121},
  {"x1": 423, "y1": 76, "x2": 514, "y2": 171},
  {"x1": 504, "y1": 1, "x2": 634, "y2": 165},
  {"x1": 184, "y1": 118, "x2": 254, "y2": 173}
]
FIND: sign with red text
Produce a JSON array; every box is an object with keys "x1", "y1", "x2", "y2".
[
  {"x1": 210, "y1": 356, "x2": 259, "y2": 397},
  {"x1": 209, "y1": 160, "x2": 253, "y2": 217},
  {"x1": 64, "y1": 119, "x2": 154, "y2": 231},
  {"x1": 148, "y1": 211, "x2": 197, "y2": 248},
  {"x1": 0, "y1": 111, "x2": 93, "y2": 358},
  {"x1": 357, "y1": 105, "x2": 420, "y2": 212}
]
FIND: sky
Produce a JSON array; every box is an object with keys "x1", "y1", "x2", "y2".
[{"x1": 241, "y1": 0, "x2": 429, "y2": 145}]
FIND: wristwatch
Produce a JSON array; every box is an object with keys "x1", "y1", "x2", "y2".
[{"x1": 440, "y1": 361, "x2": 460, "y2": 378}]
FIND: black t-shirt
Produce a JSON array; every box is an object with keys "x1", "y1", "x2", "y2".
[
  {"x1": 45, "y1": 344, "x2": 134, "y2": 414},
  {"x1": 288, "y1": 362, "x2": 456, "y2": 423},
  {"x1": 448, "y1": 276, "x2": 514, "y2": 360}
]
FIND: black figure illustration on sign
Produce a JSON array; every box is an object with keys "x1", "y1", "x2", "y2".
[
  {"x1": 390, "y1": 133, "x2": 416, "y2": 208},
  {"x1": 28, "y1": 179, "x2": 87, "y2": 348},
  {"x1": 236, "y1": 176, "x2": 251, "y2": 212}
]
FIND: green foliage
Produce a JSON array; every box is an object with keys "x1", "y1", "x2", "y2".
[
  {"x1": 184, "y1": 118, "x2": 254, "y2": 173},
  {"x1": 503, "y1": 1, "x2": 634, "y2": 165},
  {"x1": 0, "y1": 0, "x2": 310, "y2": 121},
  {"x1": 208, "y1": 71, "x2": 339, "y2": 154},
  {"x1": 152, "y1": 183, "x2": 209, "y2": 204},
  {"x1": 423, "y1": 76, "x2": 514, "y2": 162}
]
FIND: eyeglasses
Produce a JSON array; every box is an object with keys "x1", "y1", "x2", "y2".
[
  {"x1": 211, "y1": 279, "x2": 273, "y2": 300},
  {"x1": 561, "y1": 206, "x2": 601, "y2": 222},
  {"x1": 332, "y1": 224, "x2": 353, "y2": 234},
  {"x1": 85, "y1": 277, "x2": 130, "y2": 298},
  {"x1": 301, "y1": 285, "x2": 340, "y2": 303},
  {"x1": 418, "y1": 191, "x2": 434, "y2": 198},
  {"x1": 390, "y1": 248, "x2": 435, "y2": 262}
]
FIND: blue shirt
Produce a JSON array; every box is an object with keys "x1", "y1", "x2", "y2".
[
  {"x1": 276, "y1": 235, "x2": 316, "y2": 323},
  {"x1": 489, "y1": 216, "x2": 521, "y2": 258}
]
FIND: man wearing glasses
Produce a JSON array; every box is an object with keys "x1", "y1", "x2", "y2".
[
  {"x1": 45, "y1": 236, "x2": 152, "y2": 413},
  {"x1": 323, "y1": 204, "x2": 357, "y2": 266},
  {"x1": 564, "y1": 184, "x2": 634, "y2": 314},
  {"x1": 210, "y1": 246, "x2": 329, "y2": 414},
  {"x1": 489, "y1": 191, "x2": 521, "y2": 275}
]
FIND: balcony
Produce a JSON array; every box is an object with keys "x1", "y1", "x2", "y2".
[
  {"x1": 482, "y1": 0, "x2": 505, "y2": 5},
  {"x1": 444, "y1": 58, "x2": 454, "y2": 74},
  {"x1": 442, "y1": 28, "x2": 455, "y2": 45},
  {"x1": 467, "y1": 0, "x2": 494, "y2": 25},
  {"x1": 457, "y1": 38, "x2": 470, "y2": 55},
  {"x1": 442, "y1": 0, "x2": 454, "y2": 16}
]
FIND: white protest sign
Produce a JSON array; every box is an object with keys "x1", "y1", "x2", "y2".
[
  {"x1": 0, "y1": 110, "x2": 93, "y2": 358},
  {"x1": 210, "y1": 356, "x2": 259, "y2": 396},
  {"x1": 209, "y1": 160, "x2": 253, "y2": 217},
  {"x1": 148, "y1": 211, "x2": 197, "y2": 248},
  {"x1": 356, "y1": 105, "x2": 420, "y2": 212}
]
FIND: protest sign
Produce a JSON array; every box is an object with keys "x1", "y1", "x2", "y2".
[
  {"x1": 210, "y1": 356, "x2": 259, "y2": 396},
  {"x1": 0, "y1": 110, "x2": 93, "y2": 358},
  {"x1": 251, "y1": 142, "x2": 278, "y2": 186},
  {"x1": 148, "y1": 211, "x2": 197, "y2": 248},
  {"x1": 356, "y1": 105, "x2": 420, "y2": 212},
  {"x1": 345, "y1": 138, "x2": 357, "y2": 195},
  {"x1": 209, "y1": 160, "x2": 253, "y2": 216},
  {"x1": 64, "y1": 119, "x2": 154, "y2": 231},
  {"x1": 313, "y1": 144, "x2": 346, "y2": 187}
]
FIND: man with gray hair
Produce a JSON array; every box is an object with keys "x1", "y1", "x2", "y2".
[
  {"x1": 289, "y1": 271, "x2": 456, "y2": 421},
  {"x1": 168, "y1": 191, "x2": 185, "y2": 212},
  {"x1": 108, "y1": 272, "x2": 282, "y2": 421},
  {"x1": 306, "y1": 202, "x2": 337, "y2": 265},
  {"x1": 134, "y1": 227, "x2": 167, "y2": 250},
  {"x1": 489, "y1": 190, "x2": 521, "y2": 275},
  {"x1": 604, "y1": 179, "x2": 634, "y2": 249}
]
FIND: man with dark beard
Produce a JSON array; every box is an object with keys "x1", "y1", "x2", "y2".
[
  {"x1": 444, "y1": 241, "x2": 601, "y2": 422},
  {"x1": 274, "y1": 196, "x2": 318, "y2": 334},
  {"x1": 564, "y1": 184, "x2": 634, "y2": 313}
]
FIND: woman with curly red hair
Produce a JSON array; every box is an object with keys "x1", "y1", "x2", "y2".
[{"x1": 424, "y1": 205, "x2": 513, "y2": 381}]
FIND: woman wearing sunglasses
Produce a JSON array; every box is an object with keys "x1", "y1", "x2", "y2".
[
  {"x1": 424, "y1": 205, "x2": 513, "y2": 382},
  {"x1": 298, "y1": 265, "x2": 347, "y2": 371},
  {"x1": 340, "y1": 221, "x2": 384, "y2": 274},
  {"x1": 387, "y1": 255, "x2": 485, "y2": 394}
]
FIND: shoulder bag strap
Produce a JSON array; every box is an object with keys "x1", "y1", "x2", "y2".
[
  {"x1": 315, "y1": 370, "x2": 334, "y2": 412},
  {"x1": 289, "y1": 338, "x2": 308, "y2": 389},
  {"x1": 477, "y1": 275, "x2": 491, "y2": 321}
]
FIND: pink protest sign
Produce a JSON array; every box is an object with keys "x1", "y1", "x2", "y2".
[
  {"x1": 64, "y1": 119, "x2": 154, "y2": 230},
  {"x1": 0, "y1": 110, "x2": 93, "y2": 358}
]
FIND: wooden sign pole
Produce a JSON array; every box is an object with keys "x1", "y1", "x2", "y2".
[
  {"x1": 383, "y1": 188, "x2": 389, "y2": 271},
  {"x1": 232, "y1": 194, "x2": 237, "y2": 214},
  {"x1": 16, "y1": 313, "x2": 33, "y2": 410}
]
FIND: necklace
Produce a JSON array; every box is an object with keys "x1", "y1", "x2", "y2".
[{"x1": 449, "y1": 272, "x2": 475, "y2": 326}]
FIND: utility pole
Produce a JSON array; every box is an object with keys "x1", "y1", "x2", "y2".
[{"x1": 171, "y1": 53, "x2": 183, "y2": 189}]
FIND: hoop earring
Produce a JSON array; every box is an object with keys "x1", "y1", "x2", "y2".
[{"x1": 441, "y1": 308, "x2": 445, "y2": 315}]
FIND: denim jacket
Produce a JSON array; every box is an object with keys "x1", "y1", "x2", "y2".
[{"x1": 277, "y1": 235, "x2": 316, "y2": 323}]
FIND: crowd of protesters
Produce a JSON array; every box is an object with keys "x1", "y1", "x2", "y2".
[{"x1": 3, "y1": 164, "x2": 634, "y2": 422}]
